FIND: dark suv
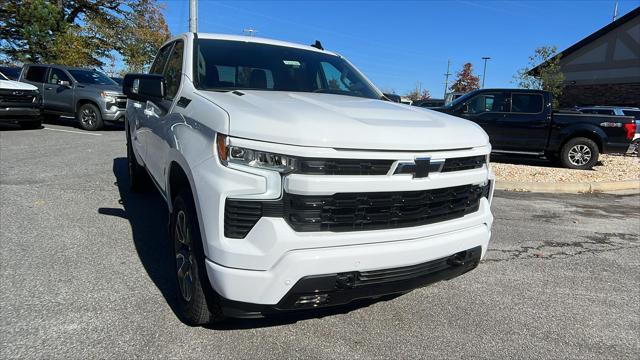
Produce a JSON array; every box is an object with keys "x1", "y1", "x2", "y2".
[{"x1": 19, "y1": 64, "x2": 126, "y2": 130}]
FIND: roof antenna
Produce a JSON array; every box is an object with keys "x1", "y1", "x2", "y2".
[{"x1": 311, "y1": 40, "x2": 324, "y2": 50}]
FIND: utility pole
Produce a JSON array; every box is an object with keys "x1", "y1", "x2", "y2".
[
  {"x1": 481, "y1": 57, "x2": 491, "y2": 88},
  {"x1": 189, "y1": 0, "x2": 198, "y2": 33},
  {"x1": 443, "y1": 59, "x2": 451, "y2": 98}
]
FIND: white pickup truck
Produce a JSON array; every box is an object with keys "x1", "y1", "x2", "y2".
[{"x1": 123, "y1": 33, "x2": 494, "y2": 325}]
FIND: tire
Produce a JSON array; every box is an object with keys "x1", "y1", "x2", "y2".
[
  {"x1": 171, "y1": 189, "x2": 224, "y2": 325},
  {"x1": 19, "y1": 120, "x2": 42, "y2": 129},
  {"x1": 126, "y1": 126, "x2": 149, "y2": 192},
  {"x1": 560, "y1": 137, "x2": 599, "y2": 170},
  {"x1": 77, "y1": 103, "x2": 104, "y2": 131}
]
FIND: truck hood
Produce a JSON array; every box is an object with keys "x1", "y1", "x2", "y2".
[
  {"x1": 201, "y1": 90, "x2": 489, "y2": 151},
  {"x1": 0, "y1": 79, "x2": 38, "y2": 91},
  {"x1": 77, "y1": 83, "x2": 123, "y2": 94}
]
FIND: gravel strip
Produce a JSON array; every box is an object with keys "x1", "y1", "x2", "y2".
[{"x1": 491, "y1": 155, "x2": 640, "y2": 183}]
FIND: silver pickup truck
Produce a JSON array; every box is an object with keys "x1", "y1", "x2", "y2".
[{"x1": 19, "y1": 64, "x2": 126, "y2": 130}]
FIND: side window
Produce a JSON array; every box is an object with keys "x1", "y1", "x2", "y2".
[
  {"x1": 149, "y1": 43, "x2": 173, "y2": 75},
  {"x1": 320, "y1": 62, "x2": 350, "y2": 91},
  {"x1": 466, "y1": 93, "x2": 506, "y2": 114},
  {"x1": 25, "y1": 66, "x2": 47, "y2": 82},
  {"x1": 511, "y1": 94, "x2": 543, "y2": 113},
  {"x1": 163, "y1": 41, "x2": 184, "y2": 100},
  {"x1": 47, "y1": 68, "x2": 71, "y2": 84}
]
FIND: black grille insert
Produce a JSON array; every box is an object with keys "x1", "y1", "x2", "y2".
[
  {"x1": 226, "y1": 184, "x2": 489, "y2": 238},
  {"x1": 283, "y1": 184, "x2": 486, "y2": 232},
  {"x1": 441, "y1": 155, "x2": 486, "y2": 172},
  {"x1": 295, "y1": 158, "x2": 394, "y2": 175}
]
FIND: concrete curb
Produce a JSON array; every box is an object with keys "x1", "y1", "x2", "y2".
[{"x1": 495, "y1": 180, "x2": 640, "y2": 194}]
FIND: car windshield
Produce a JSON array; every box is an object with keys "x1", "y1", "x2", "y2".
[
  {"x1": 0, "y1": 67, "x2": 20, "y2": 80},
  {"x1": 68, "y1": 69, "x2": 116, "y2": 85},
  {"x1": 195, "y1": 39, "x2": 381, "y2": 99},
  {"x1": 444, "y1": 91, "x2": 477, "y2": 108}
]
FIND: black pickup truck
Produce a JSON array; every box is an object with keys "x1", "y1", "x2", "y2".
[{"x1": 434, "y1": 89, "x2": 636, "y2": 170}]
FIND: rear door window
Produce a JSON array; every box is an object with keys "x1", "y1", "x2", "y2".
[
  {"x1": 511, "y1": 94, "x2": 543, "y2": 113},
  {"x1": 25, "y1": 66, "x2": 47, "y2": 83}
]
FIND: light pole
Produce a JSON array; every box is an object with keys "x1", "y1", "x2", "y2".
[
  {"x1": 481, "y1": 57, "x2": 491, "y2": 88},
  {"x1": 189, "y1": 0, "x2": 198, "y2": 32}
]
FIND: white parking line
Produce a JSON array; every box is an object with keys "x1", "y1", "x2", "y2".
[{"x1": 43, "y1": 127, "x2": 103, "y2": 136}]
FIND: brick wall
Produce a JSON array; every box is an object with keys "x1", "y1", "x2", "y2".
[{"x1": 559, "y1": 82, "x2": 640, "y2": 107}]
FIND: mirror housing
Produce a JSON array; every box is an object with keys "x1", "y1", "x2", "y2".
[
  {"x1": 123, "y1": 73, "x2": 165, "y2": 103},
  {"x1": 58, "y1": 80, "x2": 71, "y2": 87}
]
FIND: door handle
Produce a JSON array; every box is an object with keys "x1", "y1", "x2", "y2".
[
  {"x1": 144, "y1": 109, "x2": 155, "y2": 117},
  {"x1": 45, "y1": 87, "x2": 53, "y2": 90},
  {"x1": 133, "y1": 103, "x2": 142, "y2": 109}
]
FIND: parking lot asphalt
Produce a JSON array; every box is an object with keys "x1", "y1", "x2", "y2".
[{"x1": 1, "y1": 122, "x2": 639, "y2": 359}]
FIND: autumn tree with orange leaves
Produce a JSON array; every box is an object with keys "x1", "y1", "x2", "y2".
[{"x1": 449, "y1": 63, "x2": 480, "y2": 93}]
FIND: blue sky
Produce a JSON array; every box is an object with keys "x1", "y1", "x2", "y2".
[{"x1": 162, "y1": 0, "x2": 638, "y2": 98}]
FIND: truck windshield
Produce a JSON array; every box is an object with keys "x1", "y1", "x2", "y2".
[
  {"x1": 195, "y1": 39, "x2": 381, "y2": 99},
  {"x1": 68, "y1": 69, "x2": 117, "y2": 85}
]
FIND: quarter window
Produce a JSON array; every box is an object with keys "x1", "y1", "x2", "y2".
[
  {"x1": 25, "y1": 66, "x2": 47, "y2": 82},
  {"x1": 163, "y1": 41, "x2": 184, "y2": 99}
]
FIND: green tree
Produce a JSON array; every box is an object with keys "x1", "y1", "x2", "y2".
[
  {"x1": 514, "y1": 45, "x2": 564, "y2": 108},
  {"x1": 449, "y1": 63, "x2": 480, "y2": 93},
  {"x1": 117, "y1": 0, "x2": 170, "y2": 72},
  {"x1": 0, "y1": 0, "x2": 168, "y2": 70}
]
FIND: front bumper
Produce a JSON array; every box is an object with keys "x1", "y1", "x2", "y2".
[
  {"x1": 218, "y1": 245, "x2": 483, "y2": 318},
  {"x1": 102, "y1": 108, "x2": 125, "y2": 122},
  {"x1": 0, "y1": 107, "x2": 41, "y2": 120}
]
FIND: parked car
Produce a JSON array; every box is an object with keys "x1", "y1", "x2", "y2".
[
  {"x1": 0, "y1": 69, "x2": 42, "y2": 129},
  {"x1": 0, "y1": 66, "x2": 21, "y2": 81},
  {"x1": 577, "y1": 106, "x2": 640, "y2": 156},
  {"x1": 434, "y1": 89, "x2": 636, "y2": 170},
  {"x1": 123, "y1": 33, "x2": 495, "y2": 325},
  {"x1": 110, "y1": 77, "x2": 123, "y2": 85},
  {"x1": 19, "y1": 64, "x2": 126, "y2": 130},
  {"x1": 414, "y1": 98, "x2": 445, "y2": 108}
]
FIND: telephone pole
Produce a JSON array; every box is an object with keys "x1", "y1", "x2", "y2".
[
  {"x1": 443, "y1": 59, "x2": 451, "y2": 98},
  {"x1": 189, "y1": 0, "x2": 198, "y2": 32},
  {"x1": 481, "y1": 57, "x2": 491, "y2": 88}
]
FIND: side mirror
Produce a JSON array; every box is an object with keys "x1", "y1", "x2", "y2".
[
  {"x1": 123, "y1": 73, "x2": 165, "y2": 103},
  {"x1": 58, "y1": 80, "x2": 71, "y2": 87},
  {"x1": 462, "y1": 104, "x2": 469, "y2": 113}
]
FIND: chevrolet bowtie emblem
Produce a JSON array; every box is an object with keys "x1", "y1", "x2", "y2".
[{"x1": 393, "y1": 157, "x2": 445, "y2": 178}]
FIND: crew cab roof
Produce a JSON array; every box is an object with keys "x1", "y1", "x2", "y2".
[{"x1": 166, "y1": 32, "x2": 338, "y2": 56}]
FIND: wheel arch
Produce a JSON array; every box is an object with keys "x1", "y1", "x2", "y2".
[{"x1": 558, "y1": 127, "x2": 605, "y2": 154}]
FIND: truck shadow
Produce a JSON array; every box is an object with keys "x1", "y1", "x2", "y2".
[{"x1": 100, "y1": 157, "x2": 400, "y2": 329}]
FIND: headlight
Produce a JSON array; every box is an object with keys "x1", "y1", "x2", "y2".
[
  {"x1": 100, "y1": 91, "x2": 116, "y2": 103},
  {"x1": 217, "y1": 134, "x2": 297, "y2": 173}
]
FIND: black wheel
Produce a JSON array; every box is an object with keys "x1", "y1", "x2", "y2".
[
  {"x1": 19, "y1": 120, "x2": 42, "y2": 129},
  {"x1": 77, "y1": 103, "x2": 104, "y2": 131},
  {"x1": 126, "y1": 126, "x2": 149, "y2": 192},
  {"x1": 560, "y1": 137, "x2": 599, "y2": 170},
  {"x1": 171, "y1": 189, "x2": 224, "y2": 325}
]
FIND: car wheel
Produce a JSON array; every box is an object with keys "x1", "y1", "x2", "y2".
[
  {"x1": 77, "y1": 103, "x2": 104, "y2": 131},
  {"x1": 126, "y1": 129, "x2": 149, "y2": 192},
  {"x1": 19, "y1": 120, "x2": 42, "y2": 129},
  {"x1": 171, "y1": 189, "x2": 224, "y2": 326},
  {"x1": 560, "y1": 137, "x2": 599, "y2": 170}
]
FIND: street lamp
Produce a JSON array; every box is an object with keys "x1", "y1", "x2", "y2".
[{"x1": 481, "y1": 57, "x2": 491, "y2": 88}]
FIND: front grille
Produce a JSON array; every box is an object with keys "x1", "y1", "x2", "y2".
[
  {"x1": 294, "y1": 158, "x2": 394, "y2": 175},
  {"x1": 441, "y1": 155, "x2": 486, "y2": 172},
  {"x1": 115, "y1": 96, "x2": 127, "y2": 109},
  {"x1": 225, "y1": 184, "x2": 488, "y2": 238},
  {"x1": 0, "y1": 91, "x2": 37, "y2": 104},
  {"x1": 283, "y1": 184, "x2": 486, "y2": 232}
]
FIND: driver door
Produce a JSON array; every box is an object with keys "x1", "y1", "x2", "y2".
[
  {"x1": 456, "y1": 91, "x2": 508, "y2": 149},
  {"x1": 43, "y1": 68, "x2": 74, "y2": 114}
]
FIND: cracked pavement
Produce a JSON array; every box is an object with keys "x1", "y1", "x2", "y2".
[{"x1": 1, "y1": 122, "x2": 639, "y2": 359}]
